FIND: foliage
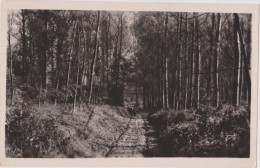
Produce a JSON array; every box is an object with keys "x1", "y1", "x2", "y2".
[
  {"x1": 149, "y1": 105, "x2": 250, "y2": 157},
  {"x1": 6, "y1": 105, "x2": 71, "y2": 157},
  {"x1": 5, "y1": 100, "x2": 131, "y2": 157}
]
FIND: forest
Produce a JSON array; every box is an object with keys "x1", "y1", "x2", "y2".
[{"x1": 6, "y1": 10, "x2": 251, "y2": 157}]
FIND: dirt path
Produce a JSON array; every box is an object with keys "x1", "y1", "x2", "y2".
[{"x1": 106, "y1": 113, "x2": 157, "y2": 157}]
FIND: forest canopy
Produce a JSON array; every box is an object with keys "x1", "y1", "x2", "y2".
[{"x1": 6, "y1": 10, "x2": 251, "y2": 110}]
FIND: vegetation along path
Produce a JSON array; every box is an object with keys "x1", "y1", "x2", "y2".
[{"x1": 106, "y1": 112, "x2": 157, "y2": 157}]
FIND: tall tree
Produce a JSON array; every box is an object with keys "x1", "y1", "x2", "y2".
[
  {"x1": 20, "y1": 10, "x2": 28, "y2": 84},
  {"x1": 232, "y1": 13, "x2": 240, "y2": 106},
  {"x1": 164, "y1": 12, "x2": 169, "y2": 109},
  {"x1": 88, "y1": 11, "x2": 100, "y2": 103},
  {"x1": 213, "y1": 13, "x2": 221, "y2": 107},
  {"x1": 65, "y1": 20, "x2": 77, "y2": 105},
  {"x1": 7, "y1": 13, "x2": 14, "y2": 105},
  {"x1": 235, "y1": 13, "x2": 251, "y2": 106}
]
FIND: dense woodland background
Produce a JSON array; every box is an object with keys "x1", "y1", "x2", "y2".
[{"x1": 6, "y1": 10, "x2": 251, "y2": 157}]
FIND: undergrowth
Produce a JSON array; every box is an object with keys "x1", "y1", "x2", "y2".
[
  {"x1": 149, "y1": 105, "x2": 250, "y2": 157},
  {"x1": 6, "y1": 105, "x2": 71, "y2": 157},
  {"x1": 5, "y1": 87, "x2": 129, "y2": 158}
]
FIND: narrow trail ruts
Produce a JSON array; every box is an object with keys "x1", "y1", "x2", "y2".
[{"x1": 106, "y1": 112, "x2": 157, "y2": 157}]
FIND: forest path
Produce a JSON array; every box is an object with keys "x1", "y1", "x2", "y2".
[{"x1": 106, "y1": 112, "x2": 157, "y2": 157}]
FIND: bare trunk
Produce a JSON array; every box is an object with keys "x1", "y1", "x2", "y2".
[
  {"x1": 194, "y1": 13, "x2": 199, "y2": 109},
  {"x1": 213, "y1": 13, "x2": 221, "y2": 107},
  {"x1": 164, "y1": 12, "x2": 169, "y2": 109},
  {"x1": 184, "y1": 13, "x2": 189, "y2": 109},
  {"x1": 21, "y1": 10, "x2": 27, "y2": 85},
  {"x1": 79, "y1": 19, "x2": 88, "y2": 108},
  {"x1": 197, "y1": 42, "x2": 201, "y2": 108},
  {"x1": 8, "y1": 19, "x2": 13, "y2": 105},
  {"x1": 232, "y1": 13, "x2": 240, "y2": 106},
  {"x1": 178, "y1": 13, "x2": 183, "y2": 110},
  {"x1": 88, "y1": 11, "x2": 100, "y2": 103},
  {"x1": 73, "y1": 24, "x2": 82, "y2": 113},
  {"x1": 41, "y1": 10, "x2": 48, "y2": 90},
  {"x1": 65, "y1": 22, "x2": 77, "y2": 105},
  {"x1": 189, "y1": 14, "x2": 195, "y2": 108},
  {"x1": 73, "y1": 59, "x2": 80, "y2": 113},
  {"x1": 236, "y1": 13, "x2": 251, "y2": 106}
]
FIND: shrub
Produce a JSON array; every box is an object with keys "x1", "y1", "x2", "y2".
[
  {"x1": 150, "y1": 105, "x2": 250, "y2": 157},
  {"x1": 6, "y1": 106, "x2": 71, "y2": 157}
]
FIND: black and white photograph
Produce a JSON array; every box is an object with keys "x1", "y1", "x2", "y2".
[{"x1": 1, "y1": 1, "x2": 258, "y2": 166}]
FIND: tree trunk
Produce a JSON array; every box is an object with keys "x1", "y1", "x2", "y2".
[
  {"x1": 232, "y1": 13, "x2": 240, "y2": 106},
  {"x1": 73, "y1": 23, "x2": 81, "y2": 113},
  {"x1": 189, "y1": 13, "x2": 195, "y2": 108},
  {"x1": 8, "y1": 14, "x2": 13, "y2": 105},
  {"x1": 41, "y1": 10, "x2": 48, "y2": 90},
  {"x1": 208, "y1": 14, "x2": 215, "y2": 104},
  {"x1": 178, "y1": 13, "x2": 183, "y2": 110},
  {"x1": 54, "y1": 35, "x2": 64, "y2": 105},
  {"x1": 21, "y1": 10, "x2": 27, "y2": 84},
  {"x1": 88, "y1": 11, "x2": 100, "y2": 103},
  {"x1": 184, "y1": 13, "x2": 189, "y2": 109},
  {"x1": 235, "y1": 13, "x2": 251, "y2": 106},
  {"x1": 65, "y1": 22, "x2": 77, "y2": 105},
  {"x1": 173, "y1": 13, "x2": 179, "y2": 109},
  {"x1": 105, "y1": 14, "x2": 111, "y2": 97},
  {"x1": 194, "y1": 14, "x2": 200, "y2": 109},
  {"x1": 79, "y1": 19, "x2": 88, "y2": 108},
  {"x1": 164, "y1": 12, "x2": 169, "y2": 109},
  {"x1": 213, "y1": 13, "x2": 220, "y2": 107},
  {"x1": 135, "y1": 81, "x2": 139, "y2": 106}
]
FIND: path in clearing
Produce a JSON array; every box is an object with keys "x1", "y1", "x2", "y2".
[{"x1": 106, "y1": 113, "x2": 157, "y2": 157}]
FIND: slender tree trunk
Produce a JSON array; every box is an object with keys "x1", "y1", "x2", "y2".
[
  {"x1": 208, "y1": 14, "x2": 215, "y2": 104},
  {"x1": 39, "y1": 81, "x2": 42, "y2": 108},
  {"x1": 54, "y1": 36, "x2": 64, "y2": 105},
  {"x1": 213, "y1": 13, "x2": 221, "y2": 107},
  {"x1": 65, "y1": 22, "x2": 77, "y2": 105},
  {"x1": 232, "y1": 13, "x2": 240, "y2": 106},
  {"x1": 135, "y1": 81, "x2": 139, "y2": 106},
  {"x1": 173, "y1": 14, "x2": 179, "y2": 109},
  {"x1": 197, "y1": 42, "x2": 201, "y2": 108},
  {"x1": 21, "y1": 10, "x2": 27, "y2": 85},
  {"x1": 41, "y1": 10, "x2": 48, "y2": 90},
  {"x1": 8, "y1": 16, "x2": 13, "y2": 105},
  {"x1": 79, "y1": 19, "x2": 87, "y2": 108},
  {"x1": 189, "y1": 14, "x2": 195, "y2": 108},
  {"x1": 118, "y1": 15, "x2": 123, "y2": 105},
  {"x1": 178, "y1": 13, "x2": 183, "y2": 110},
  {"x1": 73, "y1": 24, "x2": 82, "y2": 113},
  {"x1": 54, "y1": 78, "x2": 59, "y2": 106},
  {"x1": 105, "y1": 14, "x2": 111, "y2": 97},
  {"x1": 151, "y1": 73, "x2": 155, "y2": 108},
  {"x1": 235, "y1": 13, "x2": 251, "y2": 106},
  {"x1": 162, "y1": 48, "x2": 165, "y2": 108},
  {"x1": 184, "y1": 13, "x2": 189, "y2": 109},
  {"x1": 73, "y1": 56, "x2": 80, "y2": 113},
  {"x1": 143, "y1": 80, "x2": 146, "y2": 109},
  {"x1": 237, "y1": 37, "x2": 242, "y2": 104},
  {"x1": 164, "y1": 12, "x2": 169, "y2": 109},
  {"x1": 88, "y1": 11, "x2": 100, "y2": 103},
  {"x1": 194, "y1": 15, "x2": 200, "y2": 109},
  {"x1": 239, "y1": 40, "x2": 243, "y2": 104}
]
